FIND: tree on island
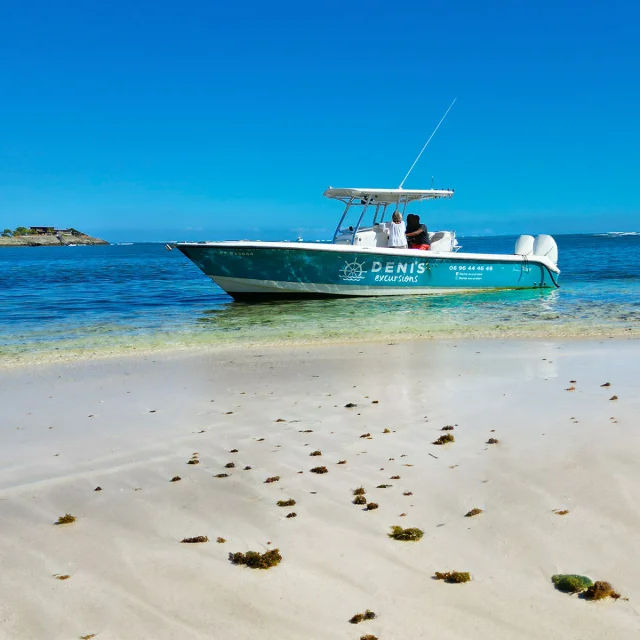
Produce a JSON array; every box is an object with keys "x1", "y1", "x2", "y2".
[
  {"x1": 14, "y1": 227, "x2": 30, "y2": 236},
  {"x1": 1, "y1": 229, "x2": 12, "y2": 237}
]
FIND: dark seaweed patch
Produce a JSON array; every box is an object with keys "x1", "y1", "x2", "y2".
[
  {"x1": 584, "y1": 581, "x2": 621, "y2": 600},
  {"x1": 181, "y1": 536, "x2": 208, "y2": 543},
  {"x1": 433, "y1": 434, "x2": 454, "y2": 445},
  {"x1": 54, "y1": 514, "x2": 76, "y2": 525},
  {"x1": 230, "y1": 548, "x2": 282, "y2": 569},
  {"x1": 435, "y1": 571, "x2": 471, "y2": 583},
  {"x1": 349, "y1": 609, "x2": 376, "y2": 624},
  {"x1": 388, "y1": 526, "x2": 424, "y2": 541},
  {"x1": 310, "y1": 466, "x2": 328, "y2": 474}
]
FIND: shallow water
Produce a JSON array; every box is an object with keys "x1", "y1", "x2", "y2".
[{"x1": 1, "y1": 233, "x2": 638, "y2": 363}]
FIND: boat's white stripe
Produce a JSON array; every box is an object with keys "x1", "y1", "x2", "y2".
[
  {"x1": 210, "y1": 275, "x2": 506, "y2": 296},
  {"x1": 177, "y1": 241, "x2": 560, "y2": 274}
]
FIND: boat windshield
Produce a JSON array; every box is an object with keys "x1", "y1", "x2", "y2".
[{"x1": 324, "y1": 187, "x2": 454, "y2": 244}]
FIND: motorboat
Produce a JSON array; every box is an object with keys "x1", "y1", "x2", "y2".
[{"x1": 176, "y1": 186, "x2": 560, "y2": 300}]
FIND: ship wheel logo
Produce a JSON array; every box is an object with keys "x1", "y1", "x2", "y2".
[{"x1": 339, "y1": 258, "x2": 367, "y2": 282}]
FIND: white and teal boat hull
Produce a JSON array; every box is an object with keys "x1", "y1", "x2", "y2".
[{"x1": 177, "y1": 242, "x2": 560, "y2": 300}]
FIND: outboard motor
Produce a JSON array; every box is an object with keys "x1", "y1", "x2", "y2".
[
  {"x1": 514, "y1": 234, "x2": 534, "y2": 256},
  {"x1": 533, "y1": 234, "x2": 559, "y2": 265}
]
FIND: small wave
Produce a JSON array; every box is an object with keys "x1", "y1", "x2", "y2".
[{"x1": 593, "y1": 231, "x2": 640, "y2": 237}]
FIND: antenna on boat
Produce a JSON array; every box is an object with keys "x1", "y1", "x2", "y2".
[{"x1": 398, "y1": 98, "x2": 457, "y2": 189}]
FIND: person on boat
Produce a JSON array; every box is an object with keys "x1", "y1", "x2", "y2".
[
  {"x1": 405, "y1": 214, "x2": 430, "y2": 250},
  {"x1": 387, "y1": 211, "x2": 408, "y2": 249}
]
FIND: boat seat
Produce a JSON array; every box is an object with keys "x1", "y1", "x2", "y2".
[{"x1": 428, "y1": 231, "x2": 456, "y2": 252}]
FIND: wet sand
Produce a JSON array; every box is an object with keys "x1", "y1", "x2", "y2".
[{"x1": 0, "y1": 339, "x2": 639, "y2": 639}]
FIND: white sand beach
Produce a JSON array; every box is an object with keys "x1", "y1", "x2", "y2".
[{"x1": 1, "y1": 339, "x2": 639, "y2": 639}]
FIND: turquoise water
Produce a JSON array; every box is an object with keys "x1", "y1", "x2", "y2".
[{"x1": 1, "y1": 233, "x2": 638, "y2": 363}]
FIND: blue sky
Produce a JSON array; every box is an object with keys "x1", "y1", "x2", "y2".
[{"x1": 0, "y1": 0, "x2": 638, "y2": 241}]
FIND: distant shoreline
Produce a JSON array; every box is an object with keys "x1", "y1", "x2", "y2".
[{"x1": 0, "y1": 234, "x2": 108, "y2": 247}]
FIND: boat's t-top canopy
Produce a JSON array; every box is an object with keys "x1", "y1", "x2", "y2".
[
  {"x1": 324, "y1": 187, "x2": 454, "y2": 204},
  {"x1": 326, "y1": 187, "x2": 455, "y2": 244}
]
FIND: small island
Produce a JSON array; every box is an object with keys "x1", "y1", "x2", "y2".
[{"x1": 0, "y1": 226, "x2": 108, "y2": 247}]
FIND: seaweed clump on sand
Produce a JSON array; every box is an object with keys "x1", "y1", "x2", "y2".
[
  {"x1": 277, "y1": 498, "x2": 296, "y2": 507},
  {"x1": 353, "y1": 495, "x2": 367, "y2": 505},
  {"x1": 230, "y1": 548, "x2": 282, "y2": 569},
  {"x1": 390, "y1": 475, "x2": 400, "y2": 480},
  {"x1": 80, "y1": 635, "x2": 96, "y2": 639},
  {"x1": 487, "y1": 438, "x2": 499, "y2": 444},
  {"x1": 55, "y1": 514, "x2": 76, "y2": 525},
  {"x1": 353, "y1": 487, "x2": 366, "y2": 496},
  {"x1": 264, "y1": 476, "x2": 281, "y2": 483},
  {"x1": 349, "y1": 609, "x2": 377, "y2": 624},
  {"x1": 216, "y1": 537, "x2": 226, "y2": 543},
  {"x1": 441, "y1": 425, "x2": 454, "y2": 431},
  {"x1": 310, "y1": 466, "x2": 328, "y2": 474},
  {"x1": 214, "y1": 473, "x2": 229, "y2": 478},
  {"x1": 170, "y1": 476, "x2": 181, "y2": 482},
  {"x1": 337, "y1": 460, "x2": 347, "y2": 464},
  {"x1": 465, "y1": 508, "x2": 483, "y2": 518},
  {"x1": 553, "y1": 509, "x2": 570, "y2": 516},
  {"x1": 435, "y1": 571, "x2": 471, "y2": 583},
  {"x1": 388, "y1": 525, "x2": 424, "y2": 541},
  {"x1": 54, "y1": 574, "x2": 71, "y2": 580},
  {"x1": 187, "y1": 458, "x2": 200, "y2": 465},
  {"x1": 224, "y1": 462, "x2": 236, "y2": 469},
  {"x1": 181, "y1": 536, "x2": 209, "y2": 543},
  {"x1": 383, "y1": 428, "x2": 391, "y2": 434},
  {"x1": 310, "y1": 450, "x2": 322, "y2": 456},
  {"x1": 366, "y1": 502, "x2": 379, "y2": 510},
  {"x1": 377, "y1": 484, "x2": 392, "y2": 489},
  {"x1": 584, "y1": 581, "x2": 621, "y2": 600},
  {"x1": 433, "y1": 434, "x2": 455, "y2": 445},
  {"x1": 286, "y1": 512, "x2": 297, "y2": 518},
  {"x1": 403, "y1": 491, "x2": 413, "y2": 496},
  {"x1": 360, "y1": 636, "x2": 378, "y2": 640},
  {"x1": 551, "y1": 574, "x2": 593, "y2": 593}
]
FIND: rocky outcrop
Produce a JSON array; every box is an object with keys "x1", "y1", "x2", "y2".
[{"x1": 0, "y1": 233, "x2": 109, "y2": 247}]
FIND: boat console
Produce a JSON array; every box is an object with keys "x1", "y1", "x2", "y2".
[{"x1": 334, "y1": 225, "x2": 459, "y2": 252}]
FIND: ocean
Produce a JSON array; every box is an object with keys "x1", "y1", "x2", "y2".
[{"x1": 1, "y1": 233, "x2": 638, "y2": 363}]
